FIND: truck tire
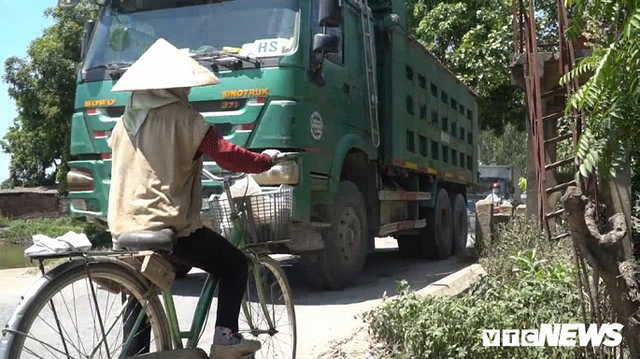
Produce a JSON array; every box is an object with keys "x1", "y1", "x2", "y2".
[
  {"x1": 310, "y1": 181, "x2": 368, "y2": 290},
  {"x1": 397, "y1": 188, "x2": 452, "y2": 259},
  {"x1": 452, "y1": 194, "x2": 469, "y2": 258},
  {"x1": 424, "y1": 188, "x2": 453, "y2": 259}
]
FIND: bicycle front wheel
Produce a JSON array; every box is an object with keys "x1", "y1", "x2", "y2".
[
  {"x1": 239, "y1": 256, "x2": 296, "y2": 359},
  {"x1": 3, "y1": 260, "x2": 172, "y2": 359}
]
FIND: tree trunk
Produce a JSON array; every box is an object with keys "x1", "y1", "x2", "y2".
[
  {"x1": 562, "y1": 186, "x2": 640, "y2": 355},
  {"x1": 607, "y1": 158, "x2": 634, "y2": 260}
]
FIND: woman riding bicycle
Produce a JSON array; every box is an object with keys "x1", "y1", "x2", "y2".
[{"x1": 109, "y1": 38, "x2": 274, "y2": 359}]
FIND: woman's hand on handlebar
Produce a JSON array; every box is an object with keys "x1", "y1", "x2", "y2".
[{"x1": 261, "y1": 150, "x2": 300, "y2": 165}]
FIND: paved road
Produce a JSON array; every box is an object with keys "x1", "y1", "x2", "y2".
[{"x1": 0, "y1": 238, "x2": 470, "y2": 358}]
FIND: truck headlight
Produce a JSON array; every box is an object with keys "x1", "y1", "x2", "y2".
[
  {"x1": 67, "y1": 169, "x2": 94, "y2": 191},
  {"x1": 252, "y1": 161, "x2": 299, "y2": 185}
]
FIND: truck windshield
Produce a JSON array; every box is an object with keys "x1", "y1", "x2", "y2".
[{"x1": 83, "y1": 0, "x2": 300, "y2": 78}]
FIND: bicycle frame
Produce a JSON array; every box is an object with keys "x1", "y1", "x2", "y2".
[{"x1": 121, "y1": 177, "x2": 273, "y2": 353}]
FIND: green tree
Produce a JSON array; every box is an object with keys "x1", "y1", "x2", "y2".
[
  {"x1": 2, "y1": 6, "x2": 96, "y2": 188},
  {"x1": 561, "y1": 0, "x2": 639, "y2": 239},
  {"x1": 562, "y1": 0, "x2": 639, "y2": 184},
  {"x1": 406, "y1": 0, "x2": 535, "y2": 134},
  {"x1": 479, "y1": 123, "x2": 528, "y2": 172},
  {"x1": 560, "y1": 2, "x2": 640, "y2": 354}
]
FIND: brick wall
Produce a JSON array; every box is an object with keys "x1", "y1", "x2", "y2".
[{"x1": 0, "y1": 188, "x2": 63, "y2": 218}]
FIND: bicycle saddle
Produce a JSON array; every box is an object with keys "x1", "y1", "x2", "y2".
[{"x1": 116, "y1": 228, "x2": 177, "y2": 253}]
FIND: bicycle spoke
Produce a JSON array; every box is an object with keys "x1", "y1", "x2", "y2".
[
  {"x1": 33, "y1": 311, "x2": 84, "y2": 356},
  {"x1": 24, "y1": 332, "x2": 62, "y2": 359},
  {"x1": 88, "y1": 298, "x2": 131, "y2": 359},
  {"x1": 83, "y1": 276, "x2": 100, "y2": 353},
  {"x1": 6, "y1": 329, "x2": 79, "y2": 359},
  {"x1": 59, "y1": 287, "x2": 86, "y2": 357},
  {"x1": 71, "y1": 281, "x2": 89, "y2": 356},
  {"x1": 23, "y1": 345, "x2": 51, "y2": 359},
  {"x1": 86, "y1": 269, "x2": 112, "y2": 358}
]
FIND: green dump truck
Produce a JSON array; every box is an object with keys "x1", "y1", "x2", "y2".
[{"x1": 62, "y1": 0, "x2": 478, "y2": 289}]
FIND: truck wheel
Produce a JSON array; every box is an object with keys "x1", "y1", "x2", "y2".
[
  {"x1": 424, "y1": 188, "x2": 453, "y2": 259},
  {"x1": 314, "y1": 181, "x2": 368, "y2": 290},
  {"x1": 452, "y1": 194, "x2": 469, "y2": 258}
]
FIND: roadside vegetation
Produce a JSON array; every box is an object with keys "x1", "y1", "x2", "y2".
[
  {"x1": 365, "y1": 217, "x2": 582, "y2": 359},
  {"x1": 0, "y1": 216, "x2": 111, "y2": 248}
]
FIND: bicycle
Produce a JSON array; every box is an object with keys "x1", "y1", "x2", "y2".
[{"x1": 0, "y1": 154, "x2": 298, "y2": 359}]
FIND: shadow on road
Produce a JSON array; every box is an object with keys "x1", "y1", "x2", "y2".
[
  {"x1": 288, "y1": 251, "x2": 470, "y2": 306},
  {"x1": 171, "y1": 249, "x2": 473, "y2": 306}
]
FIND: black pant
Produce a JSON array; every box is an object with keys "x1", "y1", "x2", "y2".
[{"x1": 170, "y1": 226, "x2": 248, "y2": 332}]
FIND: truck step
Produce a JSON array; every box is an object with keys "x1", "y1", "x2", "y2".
[
  {"x1": 379, "y1": 218, "x2": 427, "y2": 237},
  {"x1": 378, "y1": 190, "x2": 432, "y2": 201}
]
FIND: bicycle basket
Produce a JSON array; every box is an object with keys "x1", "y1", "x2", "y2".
[{"x1": 207, "y1": 185, "x2": 293, "y2": 243}]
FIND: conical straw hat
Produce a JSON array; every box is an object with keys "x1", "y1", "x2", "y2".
[{"x1": 112, "y1": 38, "x2": 220, "y2": 92}]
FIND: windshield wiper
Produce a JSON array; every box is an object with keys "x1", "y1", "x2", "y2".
[
  {"x1": 84, "y1": 62, "x2": 131, "y2": 73},
  {"x1": 83, "y1": 62, "x2": 132, "y2": 80},
  {"x1": 222, "y1": 53, "x2": 262, "y2": 68},
  {"x1": 191, "y1": 52, "x2": 261, "y2": 70}
]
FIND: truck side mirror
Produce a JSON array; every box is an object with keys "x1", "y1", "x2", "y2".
[
  {"x1": 319, "y1": 0, "x2": 342, "y2": 27},
  {"x1": 81, "y1": 20, "x2": 96, "y2": 60},
  {"x1": 58, "y1": 0, "x2": 80, "y2": 8},
  {"x1": 313, "y1": 33, "x2": 340, "y2": 54}
]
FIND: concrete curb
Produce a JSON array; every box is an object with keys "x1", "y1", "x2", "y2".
[{"x1": 416, "y1": 263, "x2": 486, "y2": 297}]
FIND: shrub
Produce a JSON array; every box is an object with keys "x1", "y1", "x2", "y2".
[
  {"x1": 480, "y1": 216, "x2": 574, "y2": 284},
  {"x1": 365, "y1": 217, "x2": 581, "y2": 359},
  {"x1": 365, "y1": 258, "x2": 581, "y2": 359}
]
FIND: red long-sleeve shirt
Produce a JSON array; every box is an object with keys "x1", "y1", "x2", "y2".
[{"x1": 197, "y1": 127, "x2": 273, "y2": 173}]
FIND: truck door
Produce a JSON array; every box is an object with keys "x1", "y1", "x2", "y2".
[{"x1": 308, "y1": 0, "x2": 358, "y2": 173}]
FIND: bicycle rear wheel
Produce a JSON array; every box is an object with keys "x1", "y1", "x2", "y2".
[
  {"x1": 239, "y1": 256, "x2": 296, "y2": 359},
  {"x1": 3, "y1": 260, "x2": 172, "y2": 359}
]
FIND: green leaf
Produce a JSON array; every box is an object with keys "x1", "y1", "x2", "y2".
[{"x1": 579, "y1": 163, "x2": 589, "y2": 178}]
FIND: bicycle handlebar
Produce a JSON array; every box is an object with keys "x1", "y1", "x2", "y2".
[
  {"x1": 202, "y1": 151, "x2": 300, "y2": 183},
  {"x1": 272, "y1": 152, "x2": 299, "y2": 164},
  {"x1": 202, "y1": 168, "x2": 245, "y2": 182}
]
